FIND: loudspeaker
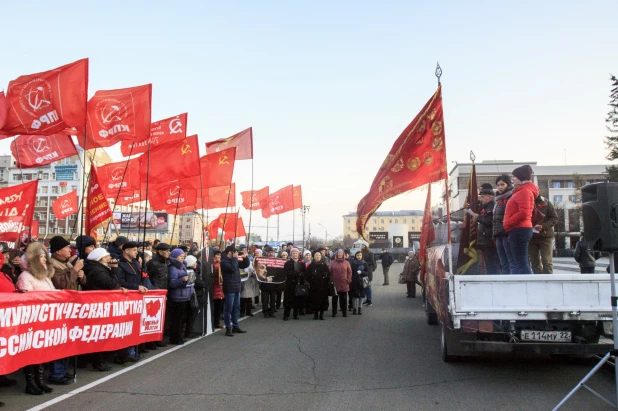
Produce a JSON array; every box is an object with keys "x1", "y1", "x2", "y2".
[{"x1": 582, "y1": 182, "x2": 618, "y2": 251}]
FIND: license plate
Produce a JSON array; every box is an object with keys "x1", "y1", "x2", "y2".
[{"x1": 520, "y1": 330, "x2": 571, "y2": 342}]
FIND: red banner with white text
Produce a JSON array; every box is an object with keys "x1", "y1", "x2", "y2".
[
  {"x1": 0, "y1": 181, "x2": 38, "y2": 242},
  {"x1": 0, "y1": 290, "x2": 167, "y2": 375}
]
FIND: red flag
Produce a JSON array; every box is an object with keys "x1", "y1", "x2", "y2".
[
  {"x1": 419, "y1": 185, "x2": 435, "y2": 284},
  {"x1": 52, "y1": 190, "x2": 79, "y2": 221},
  {"x1": 140, "y1": 135, "x2": 200, "y2": 182},
  {"x1": 1, "y1": 59, "x2": 88, "y2": 136},
  {"x1": 241, "y1": 186, "x2": 269, "y2": 210},
  {"x1": 260, "y1": 185, "x2": 294, "y2": 219},
  {"x1": 83, "y1": 84, "x2": 152, "y2": 148},
  {"x1": 21, "y1": 220, "x2": 39, "y2": 242},
  {"x1": 148, "y1": 181, "x2": 198, "y2": 213},
  {"x1": 98, "y1": 158, "x2": 141, "y2": 197},
  {"x1": 120, "y1": 113, "x2": 188, "y2": 157},
  {"x1": 114, "y1": 190, "x2": 141, "y2": 206},
  {"x1": 86, "y1": 165, "x2": 114, "y2": 238},
  {"x1": 0, "y1": 181, "x2": 38, "y2": 242},
  {"x1": 456, "y1": 164, "x2": 479, "y2": 274},
  {"x1": 205, "y1": 127, "x2": 253, "y2": 160},
  {"x1": 293, "y1": 185, "x2": 303, "y2": 210},
  {"x1": 200, "y1": 184, "x2": 235, "y2": 209},
  {"x1": 356, "y1": 85, "x2": 447, "y2": 239},
  {"x1": 192, "y1": 147, "x2": 236, "y2": 190},
  {"x1": 206, "y1": 213, "x2": 235, "y2": 238},
  {"x1": 0, "y1": 90, "x2": 7, "y2": 130},
  {"x1": 10, "y1": 134, "x2": 78, "y2": 168}
]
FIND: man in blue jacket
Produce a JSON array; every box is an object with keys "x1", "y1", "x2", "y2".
[{"x1": 221, "y1": 245, "x2": 250, "y2": 337}]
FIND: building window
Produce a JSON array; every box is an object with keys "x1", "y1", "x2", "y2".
[
  {"x1": 372, "y1": 227, "x2": 376, "y2": 231},
  {"x1": 372, "y1": 219, "x2": 376, "y2": 224},
  {"x1": 51, "y1": 173, "x2": 56, "y2": 180},
  {"x1": 41, "y1": 186, "x2": 48, "y2": 193},
  {"x1": 58, "y1": 228, "x2": 65, "y2": 234},
  {"x1": 48, "y1": 228, "x2": 55, "y2": 234},
  {"x1": 12, "y1": 175, "x2": 21, "y2": 181},
  {"x1": 347, "y1": 227, "x2": 350, "y2": 231},
  {"x1": 60, "y1": 186, "x2": 67, "y2": 194},
  {"x1": 567, "y1": 181, "x2": 574, "y2": 188},
  {"x1": 568, "y1": 195, "x2": 578, "y2": 202},
  {"x1": 39, "y1": 200, "x2": 47, "y2": 207},
  {"x1": 553, "y1": 195, "x2": 563, "y2": 203},
  {"x1": 43, "y1": 173, "x2": 49, "y2": 180},
  {"x1": 552, "y1": 181, "x2": 561, "y2": 188},
  {"x1": 71, "y1": 185, "x2": 77, "y2": 191},
  {"x1": 403, "y1": 219, "x2": 406, "y2": 223},
  {"x1": 51, "y1": 186, "x2": 59, "y2": 194},
  {"x1": 538, "y1": 180, "x2": 548, "y2": 189},
  {"x1": 389, "y1": 219, "x2": 392, "y2": 223},
  {"x1": 69, "y1": 214, "x2": 77, "y2": 220},
  {"x1": 381, "y1": 219, "x2": 384, "y2": 224}
]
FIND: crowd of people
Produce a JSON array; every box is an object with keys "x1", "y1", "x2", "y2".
[{"x1": 0, "y1": 234, "x2": 424, "y2": 406}]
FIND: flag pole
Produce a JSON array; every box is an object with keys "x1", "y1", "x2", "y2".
[
  {"x1": 170, "y1": 188, "x2": 182, "y2": 245},
  {"x1": 199, "y1": 163, "x2": 205, "y2": 250},
  {"x1": 219, "y1": 183, "x2": 233, "y2": 247},
  {"x1": 141, "y1": 141, "x2": 151, "y2": 271},
  {"x1": 102, "y1": 145, "x2": 135, "y2": 242},
  {"x1": 70, "y1": 147, "x2": 97, "y2": 241},
  {"x1": 234, "y1": 207, "x2": 239, "y2": 245},
  {"x1": 292, "y1": 210, "x2": 295, "y2": 247}
]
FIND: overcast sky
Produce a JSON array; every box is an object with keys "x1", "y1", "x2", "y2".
[{"x1": 1, "y1": 1, "x2": 616, "y2": 241}]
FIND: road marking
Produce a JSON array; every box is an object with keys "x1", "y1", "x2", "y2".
[{"x1": 27, "y1": 310, "x2": 261, "y2": 411}]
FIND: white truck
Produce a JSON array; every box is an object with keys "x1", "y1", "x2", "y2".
[{"x1": 424, "y1": 245, "x2": 614, "y2": 362}]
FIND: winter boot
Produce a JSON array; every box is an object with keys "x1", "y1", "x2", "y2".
[
  {"x1": 352, "y1": 308, "x2": 357, "y2": 315},
  {"x1": 358, "y1": 307, "x2": 362, "y2": 315},
  {"x1": 319, "y1": 311, "x2": 325, "y2": 320},
  {"x1": 35, "y1": 364, "x2": 53, "y2": 393},
  {"x1": 24, "y1": 367, "x2": 43, "y2": 395},
  {"x1": 313, "y1": 312, "x2": 319, "y2": 320},
  {"x1": 225, "y1": 328, "x2": 234, "y2": 337}
]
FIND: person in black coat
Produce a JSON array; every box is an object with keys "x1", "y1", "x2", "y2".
[
  {"x1": 107, "y1": 236, "x2": 128, "y2": 260},
  {"x1": 220, "y1": 246, "x2": 250, "y2": 336},
  {"x1": 574, "y1": 233, "x2": 601, "y2": 274},
  {"x1": 492, "y1": 175, "x2": 514, "y2": 274},
  {"x1": 147, "y1": 242, "x2": 171, "y2": 289},
  {"x1": 282, "y1": 248, "x2": 307, "y2": 320},
  {"x1": 472, "y1": 183, "x2": 501, "y2": 274},
  {"x1": 350, "y1": 251, "x2": 369, "y2": 315},
  {"x1": 379, "y1": 248, "x2": 394, "y2": 285},
  {"x1": 116, "y1": 241, "x2": 149, "y2": 292},
  {"x1": 306, "y1": 251, "x2": 330, "y2": 320}
]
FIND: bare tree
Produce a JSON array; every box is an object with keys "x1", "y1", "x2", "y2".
[{"x1": 605, "y1": 74, "x2": 618, "y2": 181}]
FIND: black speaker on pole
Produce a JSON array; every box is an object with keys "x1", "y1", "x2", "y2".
[{"x1": 582, "y1": 182, "x2": 618, "y2": 251}]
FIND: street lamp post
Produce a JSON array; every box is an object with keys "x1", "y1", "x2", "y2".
[
  {"x1": 301, "y1": 205, "x2": 310, "y2": 251},
  {"x1": 317, "y1": 222, "x2": 328, "y2": 246}
]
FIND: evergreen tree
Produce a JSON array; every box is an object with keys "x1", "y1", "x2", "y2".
[{"x1": 605, "y1": 74, "x2": 618, "y2": 181}]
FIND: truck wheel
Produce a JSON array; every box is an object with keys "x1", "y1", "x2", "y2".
[
  {"x1": 427, "y1": 312, "x2": 438, "y2": 325},
  {"x1": 441, "y1": 324, "x2": 459, "y2": 362}
]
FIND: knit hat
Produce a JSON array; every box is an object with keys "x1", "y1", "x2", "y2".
[
  {"x1": 49, "y1": 236, "x2": 70, "y2": 254},
  {"x1": 495, "y1": 174, "x2": 512, "y2": 186},
  {"x1": 512, "y1": 165, "x2": 533, "y2": 182},
  {"x1": 303, "y1": 250, "x2": 311, "y2": 256},
  {"x1": 254, "y1": 249, "x2": 263, "y2": 256},
  {"x1": 170, "y1": 249, "x2": 184, "y2": 259},
  {"x1": 184, "y1": 255, "x2": 197, "y2": 268},
  {"x1": 87, "y1": 248, "x2": 110, "y2": 261},
  {"x1": 479, "y1": 183, "x2": 495, "y2": 196},
  {"x1": 144, "y1": 250, "x2": 153, "y2": 257},
  {"x1": 290, "y1": 248, "x2": 300, "y2": 254}
]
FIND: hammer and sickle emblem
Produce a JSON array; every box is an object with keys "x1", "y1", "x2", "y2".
[
  {"x1": 218, "y1": 155, "x2": 229, "y2": 165},
  {"x1": 181, "y1": 142, "x2": 192, "y2": 155}
]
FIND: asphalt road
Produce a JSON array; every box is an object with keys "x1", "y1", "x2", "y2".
[{"x1": 4, "y1": 263, "x2": 616, "y2": 411}]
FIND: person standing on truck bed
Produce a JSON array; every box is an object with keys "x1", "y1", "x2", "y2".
[
  {"x1": 503, "y1": 165, "x2": 538, "y2": 274},
  {"x1": 361, "y1": 244, "x2": 376, "y2": 306},
  {"x1": 470, "y1": 184, "x2": 501, "y2": 274},
  {"x1": 574, "y1": 233, "x2": 601, "y2": 274},
  {"x1": 492, "y1": 174, "x2": 514, "y2": 274},
  {"x1": 528, "y1": 195, "x2": 558, "y2": 274},
  {"x1": 380, "y1": 248, "x2": 394, "y2": 285}
]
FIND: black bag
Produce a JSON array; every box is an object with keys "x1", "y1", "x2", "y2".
[
  {"x1": 295, "y1": 283, "x2": 309, "y2": 297},
  {"x1": 328, "y1": 282, "x2": 337, "y2": 297},
  {"x1": 190, "y1": 292, "x2": 200, "y2": 311}
]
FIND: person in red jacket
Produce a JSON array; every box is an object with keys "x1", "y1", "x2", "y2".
[{"x1": 503, "y1": 165, "x2": 538, "y2": 274}]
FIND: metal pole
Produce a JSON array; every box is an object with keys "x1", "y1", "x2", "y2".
[{"x1": 277, "y1": 214, "x2": 279, "y2": 244}]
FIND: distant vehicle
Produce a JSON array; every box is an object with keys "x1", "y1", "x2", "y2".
[{"x1": 351, "y1": 239, "x2": 417, "y2": 262}]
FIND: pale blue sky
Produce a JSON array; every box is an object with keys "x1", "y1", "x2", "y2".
[{"x1": 1, "y1": 1, "x2": 616, "y2": 240}]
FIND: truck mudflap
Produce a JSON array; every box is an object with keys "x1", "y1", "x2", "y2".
[{"x1": 461, "y1": 341, "x2": 613, "y2": 355}]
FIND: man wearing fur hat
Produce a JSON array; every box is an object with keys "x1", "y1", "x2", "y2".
[
  {"x1": 49, "y1": 236, "x2": 85, "y2": 291},
  {"x1": 470, "y1": 184, "x2": 501, "y2": 274}
]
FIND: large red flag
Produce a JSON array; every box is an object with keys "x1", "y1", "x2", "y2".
[
  {"x1": 86, "y1": 165, "x2": 114, "y2": 238},
  {"x1": 293, "y1": 185, "x2": 303, "y2": 210},
  {"x1": 0, "y1": 181, "x2": 38, "y2": 242},
  {"x1": 356, "y1": 85, "x2": 447, "y2": 239},
  {"x1": 260, "y1": 185, "x2": 294, "y2": 219},
  {"x1": 205, "y1": 127, "x2": 253, "y2": 160},
  {"x1": 21, "y1": 220, "x2": 39, "y2": 242},
  {"x1": 224, "y1": 216, "x2": 247, "y2": 241},
  {"x1": 418, "y1": 185, "x2": 435, "y2": 284},
  {"x1": 140, "y1": 135, "x2": 200, "y2": 182},
  {"x1": 120, "y1": 113, "x2": 188, "y2": 157},
  {"x1": 52, "y1": 190, "x2": 79, "y2": 221},
  {"x1": 1, "y1": 59, "x2": 88, "y2": 137},
  {"x1": 83, "y1": 84, "x2": 152, "y2": 148},
  {"x1": 148, "y1": 181, "x2": 198, "y2": 213},
  {"x1": 206, "y1": 213, "x2": 238, "y2": 238},
  {"x1": 241, "y1": 186, "x2": 269, "y2": 210},
  {"x1": 98, "y1": 158, "x2": 141, "y2": 198},
  {"x1": 200, "y1": 184, "x2": 236, "y2": 209},
  {"x1": 192, "y1": 147, "x2": 236, "y2": 190},
  {"x1": 10, "y1": 134, "x2": 78, "y2": 168}
]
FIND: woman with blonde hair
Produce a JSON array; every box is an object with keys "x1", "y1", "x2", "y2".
[{"x1": 16, "y1": 242, "x2": 56, "y2": 395}]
